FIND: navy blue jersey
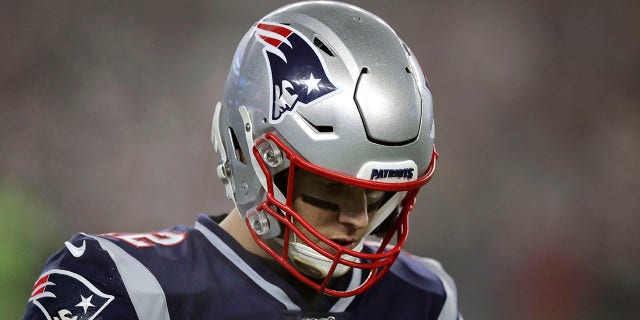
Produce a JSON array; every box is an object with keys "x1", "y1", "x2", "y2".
[{"x1": 24, "y1": 214, "x2": 460, "y2": 320}]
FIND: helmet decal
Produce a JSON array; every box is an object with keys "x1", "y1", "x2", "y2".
[{"x1": 254, "y1": 22, "x2": 339, "y2": 123}]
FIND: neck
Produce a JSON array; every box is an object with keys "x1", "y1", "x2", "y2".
[
  {"x1": 218, "y1": 208, "x2": 343, "y2": 306},
  {"x1": 219, "y1": 207, "x2": 272, "y2": 259}
]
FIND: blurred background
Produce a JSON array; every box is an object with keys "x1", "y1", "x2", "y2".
[{"x1": 1, "y1": 0, "x2": 638, "y2": 318}]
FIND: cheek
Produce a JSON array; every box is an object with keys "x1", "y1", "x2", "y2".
[
  {"x1": 293, "y1": 199, "x2": 319, "y2": 224},
  {"x1": 292, "y1": 198, "x2": 334, "y2": 227}
]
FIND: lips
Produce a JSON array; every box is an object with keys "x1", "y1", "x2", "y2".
[
  {"x1": 332, "y1": 239, "x2": 355, "y2": 248},
  {"x1": 318, "y1": 238, "x2": 357, "y2": 254}
]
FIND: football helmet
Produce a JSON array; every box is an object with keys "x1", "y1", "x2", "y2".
[{"x1": 212, "y1": 1, "x2": 437, "y2": 297}]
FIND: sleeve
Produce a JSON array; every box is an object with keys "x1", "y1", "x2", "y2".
[
  {"x1": 23, "y1": 233, "x2": 140, "y2": 320},
  {"x1": 417, "y1": 257, "x2": 463, "y2": 320}
]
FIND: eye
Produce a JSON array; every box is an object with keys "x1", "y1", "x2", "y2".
[
  {"x1": 366, "y1": 192, "x2": 394, "y2": 212},
  {"x1": 300, "y1": 194, "x2": 340, "y2": 211},
  {"x1": 366, "y1": 198, "x2": 384, "y2": 212},
  {"x1": 366, "y1": 190, "x2": 385, "y2": 203}
]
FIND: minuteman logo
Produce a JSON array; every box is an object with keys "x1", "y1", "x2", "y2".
[
  {"x1": 254, "y1": 22, "x2": 339, "y2": 124},
  {"x1": 29, "y1": 269, "x2": 114, "y2": 320}
]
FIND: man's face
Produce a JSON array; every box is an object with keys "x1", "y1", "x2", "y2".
[{"x1": 291, "y1": 170, "x2": 387, "y2": 254}]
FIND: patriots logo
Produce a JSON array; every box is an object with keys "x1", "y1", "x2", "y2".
[
  {"x1": 29, "y1": 269, "x2": 114, "y2": 320},
  {"x1": 255, "y1": 22, "x2": 339, "y2": 123}
]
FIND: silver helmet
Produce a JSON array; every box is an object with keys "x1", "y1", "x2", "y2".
[{"x1": 212, "y1": 1, "x2": 437, "y2": 297}]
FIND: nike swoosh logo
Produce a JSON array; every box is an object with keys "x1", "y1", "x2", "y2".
[{"x1": 65, "y1": 240, "x2": 87, "y2": 258}]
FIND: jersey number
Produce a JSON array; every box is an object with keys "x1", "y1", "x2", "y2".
[{"x1": 108, "y1": 232, "x2": 186, "y2": 248}]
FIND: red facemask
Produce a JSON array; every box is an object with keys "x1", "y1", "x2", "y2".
[{"x1": 246, "y1": 133, "x2": 437, "y2": 297}]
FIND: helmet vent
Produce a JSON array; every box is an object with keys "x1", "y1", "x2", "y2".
[
  {"x1": 313, "y1": 36, "x2": 335, "y2": 57},
  {"x1": 312, "y1": 124, "x2": 333, "y2": 133},
  {"x1": 300, "y1": 114, "x2": 334, "y2": 133}
]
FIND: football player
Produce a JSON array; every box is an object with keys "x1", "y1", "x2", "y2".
[{"x1": 24, "y1": 2, "x2": 461, "y2": 319}]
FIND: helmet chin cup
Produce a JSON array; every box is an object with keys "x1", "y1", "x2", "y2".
[
  {"x1": 246, "y1": 207, "x2": 281, "y2": 239},
  {"x1": 289, "y1": 241, "x2": 362, "y2": 279}
]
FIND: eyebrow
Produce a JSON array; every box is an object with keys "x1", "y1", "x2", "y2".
[
  {"x1": 300, "y1": 194, "x2": 385, "y2": 213},
  {"x1": 300, "y1": 194, "x2": 339, "y2": 211}
]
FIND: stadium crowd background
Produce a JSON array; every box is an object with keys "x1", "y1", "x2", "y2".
[{"x1": 1, "y1": 0, "x2": 638, "y2": 318}]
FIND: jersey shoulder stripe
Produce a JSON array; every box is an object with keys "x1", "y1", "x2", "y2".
[
  {"x1": 85, "y1": 234, "x2": 170, "y2": 320},
  {"x1": 356, "y1": 245, "x2": 460, "y2": 320},
  {"x1": 414, "y1": 256, "x2": 460, "y2": 320}
]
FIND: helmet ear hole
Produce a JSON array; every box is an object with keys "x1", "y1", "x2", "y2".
[{"x1": 228, "y1": 127, "x2": 247, "y2": 164}]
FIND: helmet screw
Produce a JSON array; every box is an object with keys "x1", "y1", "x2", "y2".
[
  {"x1": 257, "y1": 139, "x2": 283, "y2": 168},
  {"x1": 248, "y1": 209, "x2": 271, "y2": 235},
  {"x1": 265, "y1": 150, "x2": 276, "y2": 163},
  {"x1": 241, "y1": 182, "x2": 249, "y2": 195},
  {"x1": 245, "y1": 123, "x2": 251, "y2": 132},
  {"x1": 223, "y1": 162, "x2": 232, "y2": 178},
  {"x1": 253, "y1": 219, "x2": 262, "y2": 231}
]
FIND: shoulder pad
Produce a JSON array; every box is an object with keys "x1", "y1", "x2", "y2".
[
  {"x1": 24, "y1": 232, "x2": 172, "y2": 320},
  {"x1": 413, "y1": 256, "x2": 461, "y2": 320}
]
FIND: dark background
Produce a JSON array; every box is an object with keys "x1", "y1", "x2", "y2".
[{"x1": 1, "y1": 1, "x2": 638, "y2": 319}]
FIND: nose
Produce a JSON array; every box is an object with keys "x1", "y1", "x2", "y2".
[{"x1": 337, "y1": 193, "x2": 369, "y2": 230}]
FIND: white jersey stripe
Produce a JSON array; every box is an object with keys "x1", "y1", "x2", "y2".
[
  {"x1": 195, "y1": 222, "x2": 301, "y2": 311},
  {"x1": 329, "y1": 267, "x2": 360, "y2": 312}
]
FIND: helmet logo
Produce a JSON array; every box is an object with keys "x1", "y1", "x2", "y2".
[
  {"x1": 357, "y1": 160, "x2": 419, "y2": 183},
  {"x1": 255, "y1": 22, "x2": 339, "y2": 123},
  {"x1": 370, "y1": 168, "x2": 414, "y2": 180}
]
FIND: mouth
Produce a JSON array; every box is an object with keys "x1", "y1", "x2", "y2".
[
  {"x1": 303, "y1": 235, "x2": 361, "y2": 255},
  {"x1": 330, "y1": 238, "x2": 357, "y2": 250}
]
